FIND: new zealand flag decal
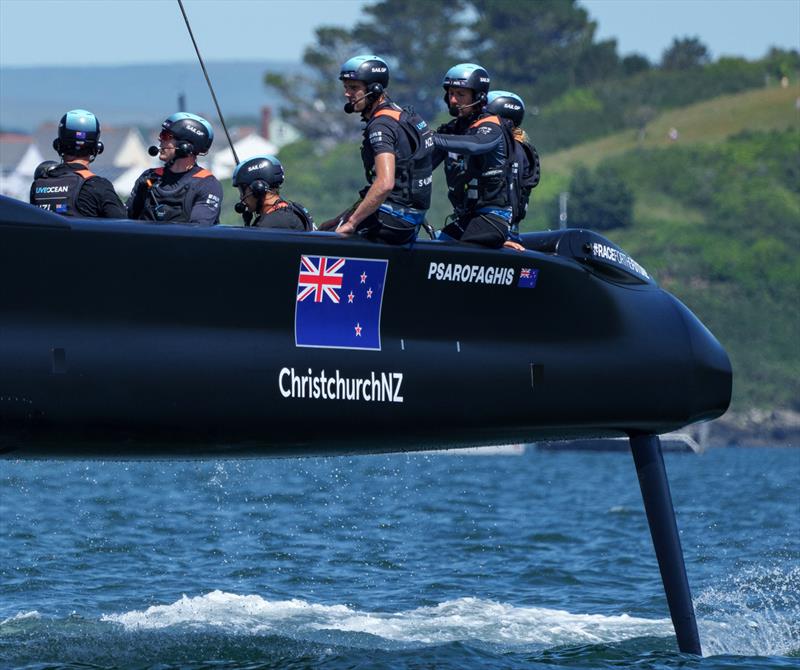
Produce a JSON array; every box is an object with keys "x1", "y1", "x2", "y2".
[
  {"x1": 517, "y1": 268, "x2": 539, "y2": 288},
  {"x1": 294, "y1": 255, "x2": 389, "y2": 350}
]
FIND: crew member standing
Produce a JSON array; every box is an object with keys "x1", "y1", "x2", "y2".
[
  {"x1": 231, "y1": 155, "x2": 314, "y2": 230},
  {"x1": 30, "y1": 109, "x2": 126, "y2": 218},
  {"x1": 432, "y1": 64, "x2": 515, "y2": 249},
  {"x1": 127, "y1": 112, "x2": 222, "y2": 226},
  {"x1": 319, "y1": 55, "x2": 434, "y2": 245},
  {"x1": 486, "y1": 90, "x2": 540, "y2": 243}
]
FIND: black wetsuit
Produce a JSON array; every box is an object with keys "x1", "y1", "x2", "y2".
[
  {"x1": 30, "y1": 162, "x2": 126, "y2": 218},
  {"x1": 433, "y1": 113, "x2": 513, "y2": 248},
  {"x1": 357, "y1": 102, "x2": 434, "y2": 245},
  {"x1": 252, "y1": 200, "x2": 313, "y2": 231},
  {"x1": 127, "y1": 164, "x2": 223, "y2": 226}
]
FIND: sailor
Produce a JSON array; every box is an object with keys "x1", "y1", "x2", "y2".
[
  {"x1": 486, "y1": 90, "x2": 541, "y2": 243},
  {"x1": 29, "y1": 109, "x2": 126, "y2": 218},
  {"x1": 432, "y1": 64, "x2": 516, "y2": 249},
  {"x1": 319, "y1": 55, "x2": 434, "y2": 244},
  {"x1": 231, "y1": 155, "x2": 314, "y2": 230},
  {"x1": 126, "y1": 112, "x2": 223, "y2": 226}
]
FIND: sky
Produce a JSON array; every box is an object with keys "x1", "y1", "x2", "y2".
[{"x1": 0, "y1": 0, "x2": 798, "y2": 69}]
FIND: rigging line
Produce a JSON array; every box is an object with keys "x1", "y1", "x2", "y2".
[{"x1": 176, "y1": 0, "x2": 239, "y2": 165}]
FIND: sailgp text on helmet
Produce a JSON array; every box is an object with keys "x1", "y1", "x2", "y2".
[
  {"x1": 232, "y1": 155, "x2": 285, "y2": 195},
  {"x1": 442, "y1": 63, "x2": 490, "y2": 116},
  {"x1": 486, "y1": 90, "x2": 525, "y2": 127},
  {"x1": 339, "y1": 55, "x2": 389, "y2": 113},
  {"x1": 53, "y1": 109, "x2": 104, "y2": 158},
  {"x1": 160, "y1": 112, "x2": 214, "y2": 156}
]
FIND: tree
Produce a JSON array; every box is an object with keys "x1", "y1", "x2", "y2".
[
  {"x1": 621, "y1": 53, "x2": 651, "y2": 76},
  {"x1": 565, "y1": 165, "x2": 633, "y2": 230},
  {"x1": 265, "y1": 26, "x2": 364, "y2": 142},
  {"x1": 661, "y1": 37, "x2": 711, "y2": 71},
  {"x1": 354, "y1": 0, "x2": 467, "y2": 121},
  {"x1": 468, "y1": 0, "x2": 600, "y2": 103}
]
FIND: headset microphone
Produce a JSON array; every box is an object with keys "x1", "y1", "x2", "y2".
[
  {"x1": 234, "y1": 202, "x2": 247, "y2": 214},
  {"x1": 148, "y1": 145, "x2": 160, "y2": 156},
  {"x1": 344, "y1": 89, "x2": 376, "y2": 114}
]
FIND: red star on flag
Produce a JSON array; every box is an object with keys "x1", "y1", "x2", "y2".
[
  {"x1": 354, "y1": 322, "x2": 362, "y2": 337},
  {"x1": 348, "y1": 291, "x2": 354, "y2": 303},
  {"x1": 367, "y1": 288, "x2": 373, "y2": 298},
  {"x1": 360, "y1": 272, "x2": 367, "y2": 284}
]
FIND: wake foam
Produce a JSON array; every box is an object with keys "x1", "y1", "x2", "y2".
[
  {"x1": 696, "y1": 564, "x2": 800, "y2": 657},
  {"x1": 102, "y1": 591, "x2": 672, "y2": 647},
  {"x1": 0, "y1": 610, "x2": 40, "y2": 626}
]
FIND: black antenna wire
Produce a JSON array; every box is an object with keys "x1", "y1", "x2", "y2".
[{"x1": 177, "y1": 0, "x2": 239, "y2": 165}]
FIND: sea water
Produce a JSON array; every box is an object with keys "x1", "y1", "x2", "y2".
[{"x1": 1, "y1": 446, "x2": 798, "y2": 669}]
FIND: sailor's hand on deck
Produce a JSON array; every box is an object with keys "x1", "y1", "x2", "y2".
[
  {"x1": 503, "y1": 240, "x2": 526, "y2": 252},
  {"x1": 336, "y1": 219, "x2": 357, "y2": 236}
]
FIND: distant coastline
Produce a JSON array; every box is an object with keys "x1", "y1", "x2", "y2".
[{"x1": 710, "y1": 408, "x2": 800, "y2": 447}]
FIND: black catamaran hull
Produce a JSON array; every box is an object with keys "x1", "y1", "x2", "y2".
[{"x1": 0, "y1": 196, "x2": 731, "y2": 458}]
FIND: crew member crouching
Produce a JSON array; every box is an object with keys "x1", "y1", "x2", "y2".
[
  {"x1": 319, "y1": 54, "x2": 434, "y2": 245},
  {"x1": 127, "y1": 112, "x2": 223, "y2": 226},
  {"x1": 433, "y1": 64, "x2": 516, "y2": 249},
  {"x1": 232, "y1": 155, "x2": 314, "y2": 230},
  {"x1": 30, "y1": 109, "x2": 126, "y2": 218},
  {"x1": 486, "y1": 90, "x2": 540, "y2": 244}
]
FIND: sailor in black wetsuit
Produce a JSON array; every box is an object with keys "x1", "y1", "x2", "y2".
[
  {"x1": 318, "y1": 55, "x2": 434, "y2": 245},
  {"x1": 30, "y1": 109, "x2": 126, "y2": 218},
  {"x1": 231, "y1": 155, "x2": 314, "y2": 231},
  {"x1": 127, "y1": 113, "x2": 223, "y2": 226},
  {"x1": 486, "y1": 90, "x2": 541, "y2": 244},
  {"x1": 433, "y1": 64, "x2": 516, "y2": 249}
]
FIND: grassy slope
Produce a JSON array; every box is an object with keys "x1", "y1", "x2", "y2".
[{"x1": 526, "y1": 82, "x2": 800, "y2": 413}]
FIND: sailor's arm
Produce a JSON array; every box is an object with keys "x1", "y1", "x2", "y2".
[
  {"x1": 432, "y1": 124, "x2": 502, "y2": 156},
  {"x1": 126, "y1": 173, "x2": 148, "y2": 219},
  {"x1": 338, "y1": 152, "x2": 394, "y2": 235},
  {"x1": 189, "y1": 177, "x2": 223, "y2": 226}
]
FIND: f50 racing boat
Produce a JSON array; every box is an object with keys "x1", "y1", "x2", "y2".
[{"x1": 0, "y1": 194, "x2": 732, "y2": 655}]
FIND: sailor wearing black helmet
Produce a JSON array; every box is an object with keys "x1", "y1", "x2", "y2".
[
  {"x1": 126, "y1": 112, "x2": 223, "y2": 226},
  {"x1": 30, "y1": 109, "x2": 126, "y2": 218},
  {"x1": 432, "y1": 64, "x2": 516, "y2": 249},
  {"x1": 232, "y1": 155, "x2": 314, "y2": 231},
  {"x1": 319, "y1": 54, "x2": 434, "y2": 245},
  {"x1": 486, "y1": 90, "x2": 541, "y2": 243}
]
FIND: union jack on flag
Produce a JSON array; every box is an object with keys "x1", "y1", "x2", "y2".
[
  {"x1": 517, "y1": 267, "x2": 539, "y2": 289},
  {"x1": 297, "y1": 256, "x2": 345, "y2": 303},
  {"x1": 294, "y1": 255, "x2": 389, "y2": 350}
]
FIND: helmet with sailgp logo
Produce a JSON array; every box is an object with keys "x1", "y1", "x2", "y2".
[
  {"x1": 442, "y1": 63, "x2": 490, "y2": 98},
  {"x1": 160, "y1": 112, "x2": 214, "y2": 156},
  {"x1": 232, "y1": 155, "x2": 285, "y2": 194},
  {"x1": 486, "y1": 90, "x2": 525, "y2": 127},
  {"x1": 53, "y1": 109, "x2": 104, "y2": 157},
  {"x1": 339, "y1": 54, "x2": 390, "y2": 92}
]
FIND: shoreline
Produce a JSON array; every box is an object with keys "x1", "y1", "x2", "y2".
[{"x1": 699, "y1": 408, "x2": 800, "y2": 448}]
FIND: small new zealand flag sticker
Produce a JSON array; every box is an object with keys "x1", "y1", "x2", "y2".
[{"x1": 517, "y1": 268, "x2": 539, "y2": 288}]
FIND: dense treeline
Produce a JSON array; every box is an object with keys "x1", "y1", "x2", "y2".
[{"x1": 264, "y1": 0, "x2": 799, "y2": 151}]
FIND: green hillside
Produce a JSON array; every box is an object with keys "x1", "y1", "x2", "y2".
[{"x1": 527, "y1": 82, "x2": 800, "y2": 216}]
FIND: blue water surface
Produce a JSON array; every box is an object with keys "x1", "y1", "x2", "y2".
[{"x1": 1, "y1": 445, "x2": 798, "y2": 669}]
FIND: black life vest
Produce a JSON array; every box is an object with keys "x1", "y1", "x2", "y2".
[
  {"x1": 253, "y1": 199, "x2": 314, "y2": 231},
  {"x1": 30, "y1": 166, "x2": 94, "y2": 217},
  {"x1": 509, "y1": 138, "x2": 541, "y2": 228},
  {"x1": 443, "y1": 114, "x2": 513, "y2": 214},
  {"x1": 140, "y1": 166, "x2": 214, "y2": 223},
  {"x1": 363, "y1": 106, "x2": 434, "y2": 211}
]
